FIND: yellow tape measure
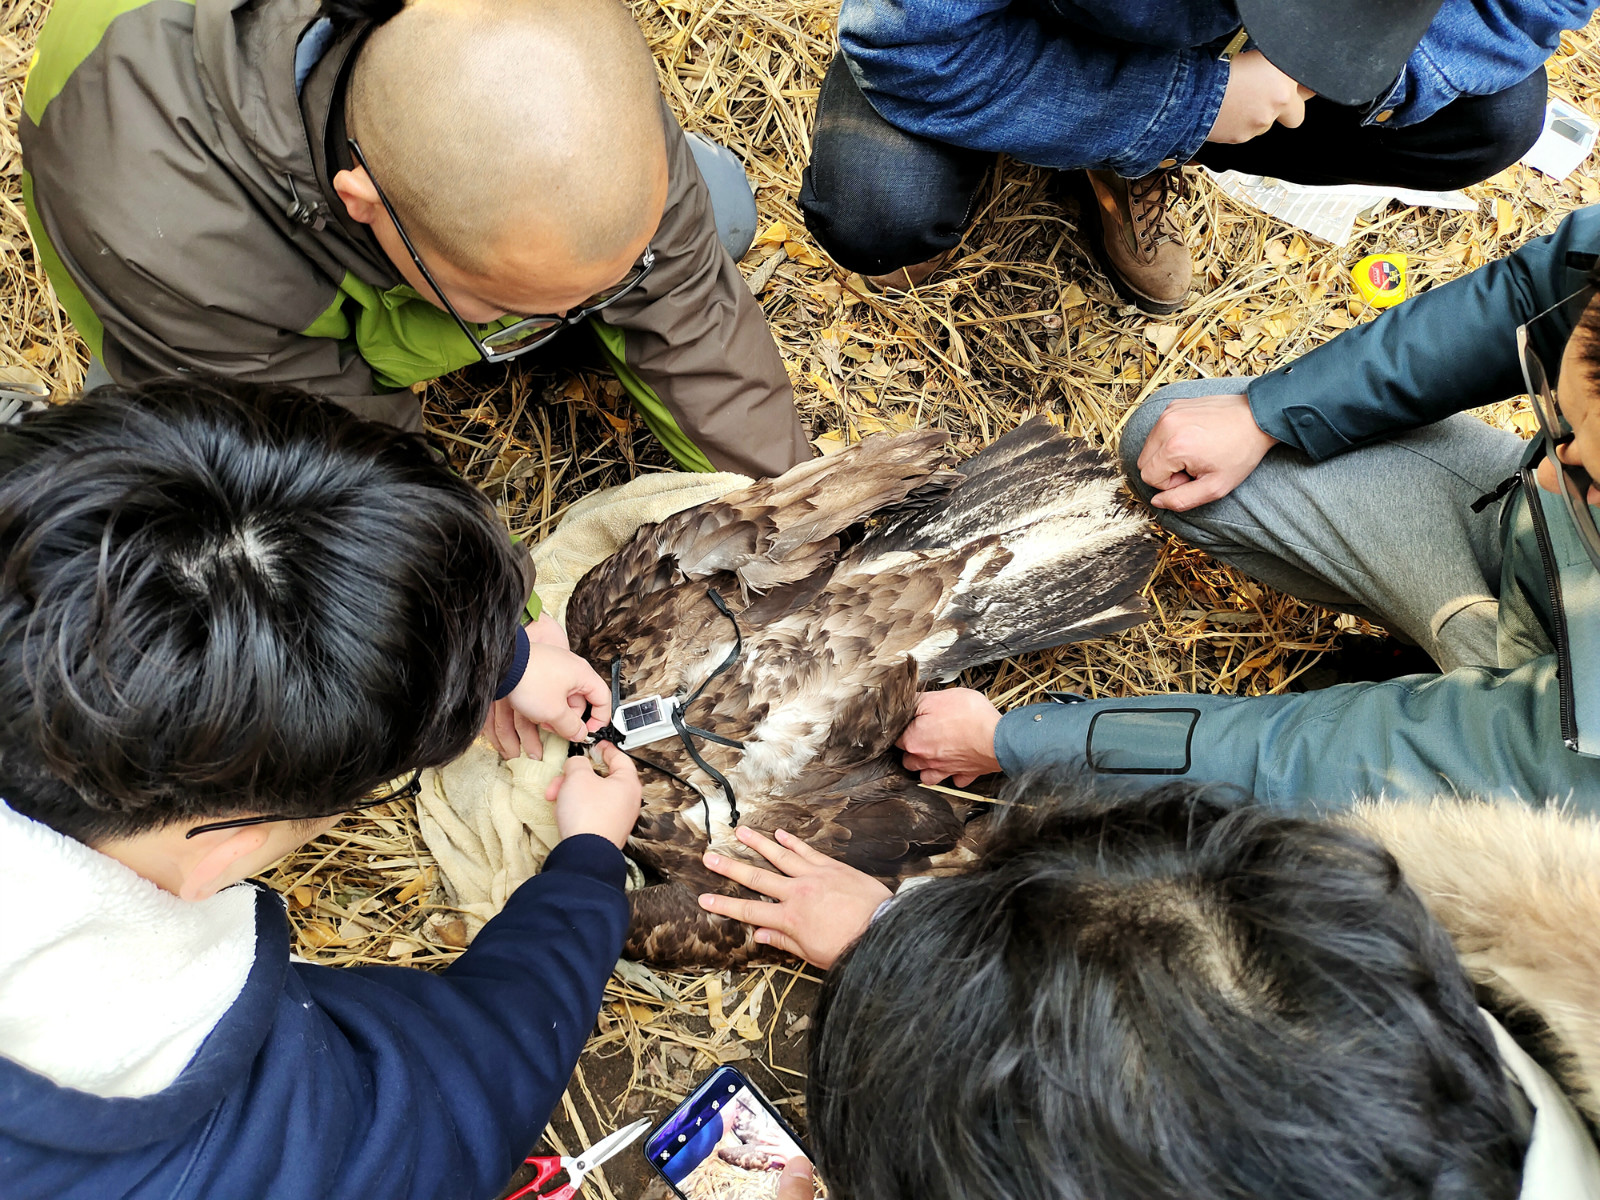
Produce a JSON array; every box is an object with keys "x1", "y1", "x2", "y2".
[{"x1": 1352, "y1": 253, "x2": 1407, "y2": 308}]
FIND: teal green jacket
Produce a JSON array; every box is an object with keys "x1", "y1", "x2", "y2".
[{"x1": 999, "y1": 205, "x2": 1600, "y2": 810}]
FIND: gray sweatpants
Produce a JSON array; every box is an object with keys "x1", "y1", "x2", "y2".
[{"x1": 1119, "y1": 378, "x2": 1529, "y2": 673}]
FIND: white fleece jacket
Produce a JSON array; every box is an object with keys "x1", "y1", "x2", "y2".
[{"x1": 0, "y1": 800, "x2": 257, "y2": 1098}]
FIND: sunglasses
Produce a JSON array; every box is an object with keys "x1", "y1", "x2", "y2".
[
  {"x1": 347, "y1": 139, "x2": 655, "y2": 363},
  {"x1": 1516, "y1": 285, "x2": 1600, "y2": 575},
  {"x1": 184, "y1": 771, "x2": 423, "y2": 840}
]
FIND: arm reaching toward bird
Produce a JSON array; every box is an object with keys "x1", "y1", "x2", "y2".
[
  {"x1": 546, "y1": 743, "x2": 642, "y2": 848},
  {"x1": 485, "y1": 635, "x2": 612, "y2": 760},
  {"x1": 697, "y1": 827, "x2": 891, "y2": 968},
  {"x1": 898, "y1": 688, "x2": 1003, "y2": 786}
]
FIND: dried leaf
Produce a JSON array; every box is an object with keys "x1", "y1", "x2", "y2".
[
  {"x1": 811, "y1": 277, "x2": 842, "y2": 306},
  {"x1": 0, "y1": 364, "x2": 47, "y2": 393},
  {"x1": 811, "y1": 430, "x2": 848, "y2": 456},
  {"x1": 1144, "y1": 323, "x2": 1180, "y2": 356},
  {"x1": 706, "y1": 974, "x2": 726, "y2": 1032},
  {"x1": 782, "y1": 240, "x2": 826, "y2": 268},
  {"x1": 425, "y1": 914, "x2": 470, "y2": 949},
  {"x1": 394, "y1": 870, "x2": 430, "y2": 905},
  {"x1": 754, "y1": 220, "x2": 790, "y2": 247},
  {"x1": 1494, "y1": 198, "x2": 1518, "y2": 240},
  {"x1": 300, "y1": 922, "x2": 341, "y2": 949}
]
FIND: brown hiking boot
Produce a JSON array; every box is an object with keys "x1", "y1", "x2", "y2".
[
  {"x1": 861, "y1": 249, "x2": 951, "y2": 293},
  {"x1": 1078, "y1": 168, "x2": 1193, "y2": 315}
]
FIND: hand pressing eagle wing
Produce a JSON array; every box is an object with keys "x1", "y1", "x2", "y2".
[{"x1": 624, "y1": 765, "x2": 984, "y2": 965}]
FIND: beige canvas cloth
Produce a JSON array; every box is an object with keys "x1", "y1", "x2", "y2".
[{"x1": 415, "y1": 471, "x2": 749, "y2": 929}]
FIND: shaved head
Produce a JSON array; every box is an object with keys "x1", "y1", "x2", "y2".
[{"x1": 348, "y1": 0, "x2": 667, "y2": 276}]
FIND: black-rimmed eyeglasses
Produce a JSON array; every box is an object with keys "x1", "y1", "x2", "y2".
[
  {"x1": 347, "y1": 139, "x2": 655, "y2": 364},
  {"x1": 1517, "y1": 285, "x2": 1600, "y2": 574},
  {"x1": 183, "y1": 771, "x2": 423, "y2": 840}
]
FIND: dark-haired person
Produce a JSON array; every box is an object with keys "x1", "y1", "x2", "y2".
[
  {"x1": 890, "y1": 204, "x2": 1600, "y2": 808},
  {"x1": 0, "y1": 380, "x2": 643, "y2": 1200},
  {"x1": 801, "y1": 0, "x2": 1580, "y2": 310},
  {"x1": 720, "y1": 777, "x2": 1600, "y2": 1200},
  {"x1": 20, "y1": 0, "x2": 810, "y2": 477}
]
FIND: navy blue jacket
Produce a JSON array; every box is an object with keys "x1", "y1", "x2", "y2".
[
  {"x1": 838, "y1": 0, "x2": 1595, "y2": 176},
  {"x1": 0, "y1": 834, "x2": 630, "y2": 1200}
]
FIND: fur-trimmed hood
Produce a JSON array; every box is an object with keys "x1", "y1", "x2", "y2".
[
  {"x1": 1347, "y1": 800, "x2": 1600, "y2": 1197},
  {"x1": 1348, "y1": 800, "x2": 1600, "y2": 1123}
]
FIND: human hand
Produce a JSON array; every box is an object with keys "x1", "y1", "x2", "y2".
[
  {"x1": 897, "y1": 688, "x2": 1001, "y2": 786},
  {"x1": 1208, "y1": 50, "x2": 1315, "y2": 144},
  {"x1": 486, "y1": 644, "x2": 610, "y2": 760},
  {"x1": 697, "y1": 827, "x2": 892, "y2": 969},
  {"x1": 776, "y1": 1156, "x2": 814, "y2": 1200},
  {"x1": 525, "y1": 612, "x2": 570, "y2": 650},
  {"x1": 482, "y1": 696, "x2": 542, "y2": 760},
  {"x1": 545, "y1": 742, "x2": 641, "y2": 847},
  {"x1": 1135, "y1": 392, "x2": 1279, "y2": 511},
  {"x1": 481, "y1": 618, "x2": 579, "y2": 758}
]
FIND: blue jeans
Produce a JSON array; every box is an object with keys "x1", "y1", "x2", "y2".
[{"x1": 800, "y1": 53, "x2": 1548, "y2": 275}]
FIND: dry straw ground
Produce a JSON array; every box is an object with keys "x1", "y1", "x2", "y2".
[{"x1": 4, "y1": 0, "x2": 1600, "y2": 1193}]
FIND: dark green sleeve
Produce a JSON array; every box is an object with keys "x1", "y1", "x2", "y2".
[
  {"x1": 1246, "y1": 204, "x2": 1600, "y2": 460},
  {"x1": 992, "y1": 657, "x2": 1600, "y2": 814}
]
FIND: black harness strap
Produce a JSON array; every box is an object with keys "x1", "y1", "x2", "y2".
[{"x1": 585, "y1": 587, "x2": 746, "y2": 831}]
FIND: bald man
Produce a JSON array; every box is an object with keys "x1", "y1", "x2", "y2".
[{"x1": 20, "y1": 0, "x2": 809, "y2": 477}]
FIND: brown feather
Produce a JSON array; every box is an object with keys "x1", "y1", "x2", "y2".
[{"x1": 566, "y1": 424, "x2": 1158, "y2": 968}]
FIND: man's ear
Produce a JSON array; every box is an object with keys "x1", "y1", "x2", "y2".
[
  {"x1": 178, "y1": 825, "x2": 272, "y2": 902},
  {"x1": 332, "y1": 166, "x2": 383, "y2": 227}
]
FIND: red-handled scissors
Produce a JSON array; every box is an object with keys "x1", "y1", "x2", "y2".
[{"x1": 507, "y1": 1117, "x2": 652, "y2": 1200}]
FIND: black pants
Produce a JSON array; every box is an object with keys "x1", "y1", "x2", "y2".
[{"x1": 799, "y1": 53, "x2": 1549, "y2": 276}]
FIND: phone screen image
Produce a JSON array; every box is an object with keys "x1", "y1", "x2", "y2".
[{"x1": 644, "y1": 1067, "x2": 827, "y2": 1200}]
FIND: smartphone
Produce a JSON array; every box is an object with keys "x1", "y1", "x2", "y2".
[{"x1": 643, "y1": 1066, "x2": 826, "y2": 1199}]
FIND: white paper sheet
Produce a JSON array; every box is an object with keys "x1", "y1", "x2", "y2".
[
  {"x1": 1522, "y1": 97, "x2": 1600, "y2": 181},
  {"x1": 1203, "y1": 169, "x2": 1478, "y2": 246}
]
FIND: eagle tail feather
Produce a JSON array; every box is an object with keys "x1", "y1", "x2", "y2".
[{"x1": 854, "y1": 417, "x2": 1160, "y2": 678}]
